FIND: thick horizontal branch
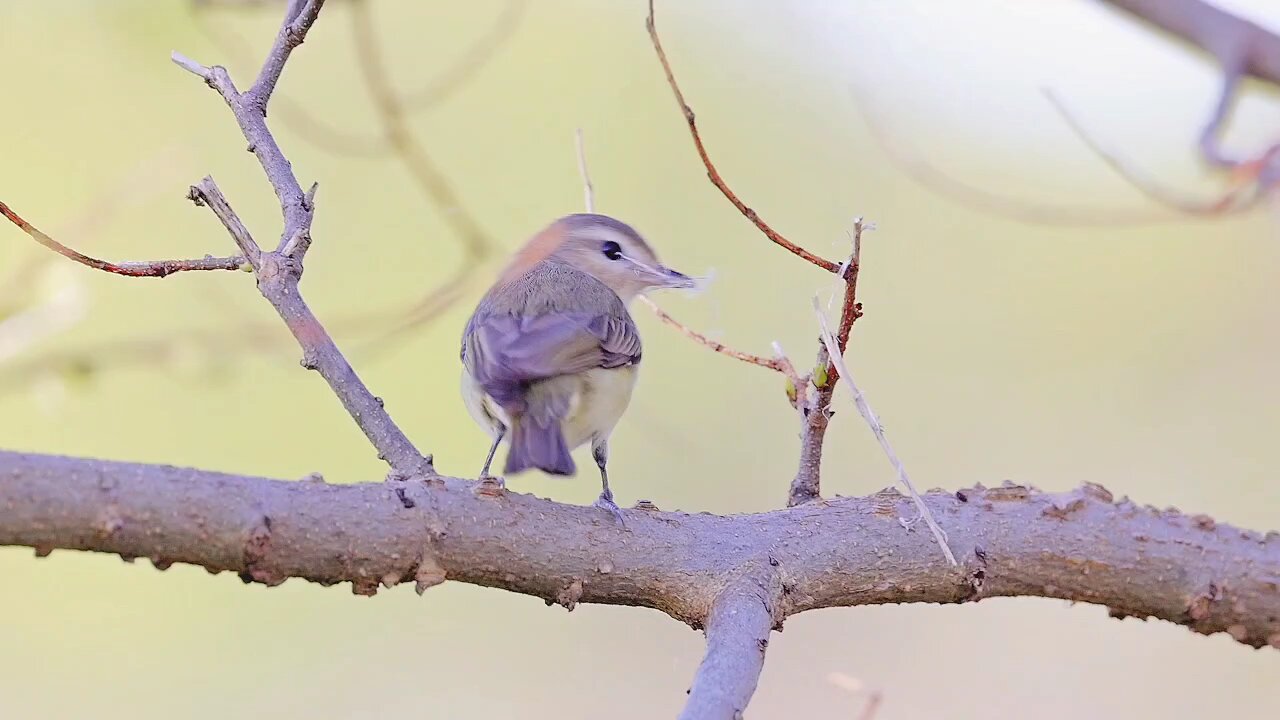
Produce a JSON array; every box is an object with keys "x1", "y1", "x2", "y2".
[{"x1": 2, "y1": 449, "x2": 1277, "y2": 650}]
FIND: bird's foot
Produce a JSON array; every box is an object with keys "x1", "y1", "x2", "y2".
[
  {"x1": 475, "y1": 474, "x2": 506, "y2": 497},
  {"x1": 593, "y1": 492, "x2": 626, "y2": 527}
]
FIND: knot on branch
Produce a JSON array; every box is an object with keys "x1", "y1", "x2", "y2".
[
  {"x1": 256, "y1": 252, "x2": 303, "y2": 286},
  {"x1": 239, "y1": 515, "x2": 284, "y2": 586}
]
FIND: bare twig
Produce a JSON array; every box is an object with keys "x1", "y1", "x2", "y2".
[
  {"x1": 853, "y1": 0, "x2": 1280, "y2": 226},
  {"x1": 645, "y1": 0, "x2": 840, "y2": 274},
  {"x1": 813, "y1": 296, "x2": 957, "y2": 566},
  {"x1": 1, "y1": 1, "x2": 511, "y2": 389},
  {"x1": 192, "y1": 0, "x2": 525, "y2": 157},
  {"x1": 0, "y1": 200, "x2": 246, "y2": 277},
  {"x1": 349, "y1": 0, "x2": 491, "y2": 264},
  {"x1": 1103, "y1": 0, "x2": 1280, "y2": 185},
  {"x1": 572, "y1": 127, "x2": 804, "y2": 392},
  {"x1": 249, "y1": 0, "x2": 327, "y2": 107},
  {"x1": 400, "y1": 0, "x2": 527, "y2": 109},
  {"x1": 175, "y1": 1, "x2": 431, "y2": 479},
  {"x1": 185, "y1": 179, "x2": 263, "y2": 266},
  {"x1": 850, "y1": 86, "x2": 1221, "y2": 227},
  {"x1": 637, "y1": 296, "x2": 799, "y2": 381},
  {"x1": 789, "y1": 221, "x2": 865, "y2": 507},
  {"x1": 1199, "y1": 59, "x2": 1246, "y2": 169},
  {"x1": 1043, "y1": 89, "x2": 1263, "y2": 215}
]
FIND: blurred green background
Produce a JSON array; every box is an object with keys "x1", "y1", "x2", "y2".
[{"x1": 2, "y1": 0, "x2": 1279, "y2": 717}]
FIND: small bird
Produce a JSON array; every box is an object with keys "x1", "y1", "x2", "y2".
[{"x1": 460, "y1": 213, "x2": 694, "y2": 519}]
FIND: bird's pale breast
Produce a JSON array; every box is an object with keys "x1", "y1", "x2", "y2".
[{"x1": 461, "y1": 365, "x2": 637, "y2": 451}]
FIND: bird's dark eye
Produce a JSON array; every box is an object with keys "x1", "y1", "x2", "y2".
[{"x1": 602, "y1": 240, "x2": 623, "y2": 260}]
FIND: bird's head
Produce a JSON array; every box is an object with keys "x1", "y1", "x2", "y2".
[{"x1": 502, "y1": 213, "x2": 696, "y2": 302}]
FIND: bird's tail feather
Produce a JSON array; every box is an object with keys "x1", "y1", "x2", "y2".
[{"x1": 505, "y1": 417, "x2": 575, "y2": 476}]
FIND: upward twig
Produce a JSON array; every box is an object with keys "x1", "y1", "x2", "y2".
[
  {"x1": 645, "y1": 0, "x2": 840, "y2": 273},
  {"x1": 572, "y1": 128, "x2": 804, "y2": 392},
  {"x1": 173, "y1": 0, "x2": 431, "y2": 479}
]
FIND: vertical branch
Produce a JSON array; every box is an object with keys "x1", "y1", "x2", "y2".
[
  {"x1": 788, "y1": 222, "x2": 864, "y2": 507},
  {"x1": 174, "y1": 2, "x2": 432, "y2": 480},
  {"x1": 679, "y1": 575, "x2": 777, "y2": 720}
]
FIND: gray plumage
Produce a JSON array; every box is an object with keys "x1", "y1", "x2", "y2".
[
  {"x1": 461, "y1": 261, "x2": 642, "y2": 475},
  {"x1": 460, "y1": 213, "x2": 693, "y2": 521}
]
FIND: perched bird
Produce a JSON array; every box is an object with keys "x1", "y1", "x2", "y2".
[{"x1": 460, "y1": 213, "x2": 694, "y2": 519}]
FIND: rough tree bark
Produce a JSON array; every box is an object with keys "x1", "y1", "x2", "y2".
[
  {"x1": 1, "y1": 2, "x2": 1279, "y2": 719},
  {"x1": 4, "y1": 450, "x2": 1279, "y2": 648}
]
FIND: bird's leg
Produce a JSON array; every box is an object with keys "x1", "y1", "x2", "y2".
[
  {"x1": 591, "y1": 439, "x2": 625, "y2": 526},
  {"x1": 478, "y1": 423, "x2": 506, "y2": 491}
]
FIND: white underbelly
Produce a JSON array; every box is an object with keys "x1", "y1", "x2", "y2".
[{"x1": 461, "y1": 366, "x2": 638, "y2": 450}]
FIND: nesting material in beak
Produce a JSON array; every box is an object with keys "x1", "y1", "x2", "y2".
[{"x1": 656, "y1": 266, "x2": 698, "y2": 290}]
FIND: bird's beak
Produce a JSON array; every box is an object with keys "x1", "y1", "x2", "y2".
[{"x1": 648, "y1": 265, "x2": 697, "y2": 290}]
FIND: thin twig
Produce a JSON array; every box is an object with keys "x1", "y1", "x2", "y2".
[
  {"x1": 850, "y1": 85, "x2": 1202, "y2": 227},
  {"x1": 575, "y1": 128, "x2": 596, "y2": 213},
  {"x1": 350, "y1": 0, "x2": 491, "y2": 263},
  {"x1": 637, "y1": 295, "x2": 800, "y2": 381},
  {"x1": 248, "y1": 0, "x2": 327, "y2": 106},
  {"x1": 1199, "y1": 59, "x2": 1245, "y2": 168},
  {"x1": 813, "y1": 296, "x2": 957, "y2": 566},
  {"x1": 187, "y1": 178, "x2": 263, "y2": 265},
  {"x1": 0, "y1": 200, "x2": 246, "y2": 278},
  {"x1": 192, "y1": 0, "x2": 525, "y2": 157},
  {"x1": 176, "y1": 0, "x2": 432, "y2": 479},
  {"x1": 645, "y1": 0, "x2": 840, "y2": 273},
  {"x1": 789, "y1": 221, "x2": 865, "y2": 506},
  {"x1": 175, "y1": 0, "x2": 323, "y2": 256},
  {"x1": 401, "y1": 0, "x2": 527, "y2": 109},
  {"x1": 187, "y1": 0, "x2": 503, "y2": 362},
  {"x1": 1042, "y1": 88, "x2": 1262, "y2": 215},
  {"x1": 573, "y1": 127, "x2": 803, "y2": 389}
]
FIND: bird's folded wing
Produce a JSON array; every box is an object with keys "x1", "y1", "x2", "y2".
[{"x1": 463, "y1": 311, "x2": 642, "y2": 407}]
